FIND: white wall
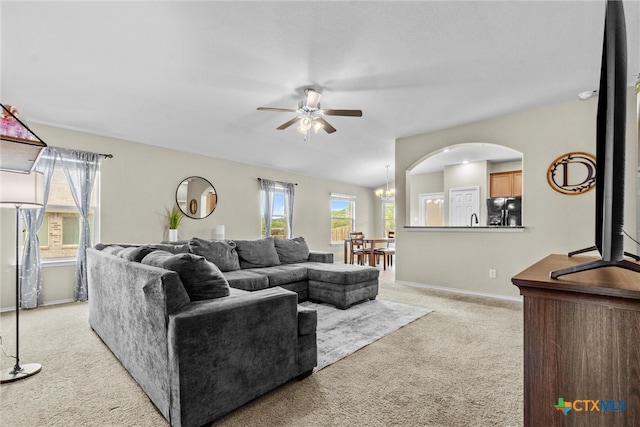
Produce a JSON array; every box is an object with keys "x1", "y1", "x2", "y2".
[
  {"x1": 489, "y1": 160, "x2": 522, "y2": 174},
  {"x1": 395, "y1": 89, "x2": 638, "y2": 298},
  {"x1": 0, "y1": 125, "x2": 377, "y2": 310},
  {"x1": 409, "y1": 172, "x2": 444, "y2": 225}
]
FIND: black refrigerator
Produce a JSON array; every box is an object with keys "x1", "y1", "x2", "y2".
[{"x1": 486, "y1": 196, "x2": 522, "y2": 226}]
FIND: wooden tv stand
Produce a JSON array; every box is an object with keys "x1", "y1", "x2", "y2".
[{"x1": 512, "y1": 254, "x2": 640, "y2": 427}]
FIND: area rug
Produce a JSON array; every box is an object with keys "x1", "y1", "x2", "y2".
[{"x1": 300, "y1": 299, "x2": 432, "y2": 371}]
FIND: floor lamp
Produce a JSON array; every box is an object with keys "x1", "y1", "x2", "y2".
[{"x1": 0, "y1": 170, "x2": 44, "y2": 383}]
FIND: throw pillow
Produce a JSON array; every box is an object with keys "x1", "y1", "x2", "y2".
[
  {"x1": 141, "y1": 250, "x2": 230, "y2": 301},
  {"x1": 234, "y1": 237, "x2": 281, "y2": 269},
  {"x1": 188, "y1": 238, "x2": 241, "y2": 272},
  {"x1": 118, "y1": 246, "x2": 156, "y2": 263},
  {"x1": 274, "y1": 236, "x2": 310, "y2": 264}
]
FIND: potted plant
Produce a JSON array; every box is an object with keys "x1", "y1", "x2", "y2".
[{"x1": 167, "y1": 206, "x2": 184, "y2": 242}]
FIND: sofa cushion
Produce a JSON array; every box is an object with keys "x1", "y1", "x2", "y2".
[
  {"x1": 141, "y1": 250, "x2": 230, "y2": 301},
  {"x1": 188, "y1": 238, "x2": 241, "y2": 272},
  {"x1": 245, "y1": 265, "x2": 308, "y2": 287},
  {"x1": 118, "y1": 246, "x2": 156, "y2": 263},
  {"x1": 222, "y1": 269, "x2": 270, "y2": 291},
  {"x1": 306, "y1": 262, "x2": 379, "y2": 285},
  {"x1": 149, "y1": 243, "x2": 190, "y2": 254},
  {"x1": 274, "y1": 237, "x2": 310, "y2": 264},
  {"x1": 234, "y1": 237, "x2": 280, "y2": 269},
  {"x1": 101, "y1": 245, "x2": 125, "y2": 256}
]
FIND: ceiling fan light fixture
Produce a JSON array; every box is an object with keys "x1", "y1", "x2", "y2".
[
  {"x1": 257, "y1": 89, "x2": 361, "y2": 135},
  {"x1": 297, "y1": 117, "x2": 312, "y2": 134}
]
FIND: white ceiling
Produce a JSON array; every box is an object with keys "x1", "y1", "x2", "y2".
[{"x1": 2, "y1": 1, "x2": 638, "y2": 189}]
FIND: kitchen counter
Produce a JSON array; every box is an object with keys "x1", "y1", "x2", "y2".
[{"x1": 404, "y1": 226, "x2": 525, "y2": 233}]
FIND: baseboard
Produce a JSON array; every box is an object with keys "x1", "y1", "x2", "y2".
[
  {"x1": 395, "y1": 280, "x2": 523, "y2": 303},
  {"x1": 0, "y1": 298, "x2": 75, "y2": 313}
]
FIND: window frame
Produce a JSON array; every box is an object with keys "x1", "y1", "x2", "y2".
[
  {"x1": 382, "y1": 200, "x2": 396, "y2": 236},
  {"x1": 330, "y1": 193, "x2": 356, "y2": 245},
  {"x1": 27, "y1": 160, "x2": 101, "y2": 265},
  {"x1": 260, "y1": 183, "x2": 288, "y2": 238}
]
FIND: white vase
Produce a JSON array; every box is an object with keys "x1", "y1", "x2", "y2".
[{"x1": 168, "y1": 229, "x2": 179, "y2": 242}]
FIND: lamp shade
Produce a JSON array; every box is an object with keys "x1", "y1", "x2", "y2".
[
  {"x1": 0, "y1": 170, "x2": 44, "y2": 208},
  {"x1": 1, "y1": 104, "x2": 47, "y2": 173}
]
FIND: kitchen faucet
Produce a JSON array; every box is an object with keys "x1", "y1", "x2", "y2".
[{"x1": 470, "y1": 213, "x2": 478, "y2": 227}]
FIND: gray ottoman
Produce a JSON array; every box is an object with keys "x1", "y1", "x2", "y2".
[{"x1": 306, "y1": 263, "x2": 379, "y2": 309}]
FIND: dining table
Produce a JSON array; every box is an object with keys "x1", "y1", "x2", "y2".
[{"x1": 343, "y1": 237, "x2": 395, "y2": 267}]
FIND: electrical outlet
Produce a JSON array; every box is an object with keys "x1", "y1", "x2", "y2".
[{"x1": 489, "y1": 269, "x2": 497, "y2": 278}]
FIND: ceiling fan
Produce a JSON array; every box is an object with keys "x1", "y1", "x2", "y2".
[{"x1": 257, "y1": 88, "x2": 362, "y2": 135}]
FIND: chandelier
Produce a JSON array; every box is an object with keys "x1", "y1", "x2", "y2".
[{"x1": 375, "y1": 164, "x2": 395, "y2": 202}]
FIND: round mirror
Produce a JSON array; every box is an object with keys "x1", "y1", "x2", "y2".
[{"x1": 176, "y1": 176, "x2": 217, "y2": 219}]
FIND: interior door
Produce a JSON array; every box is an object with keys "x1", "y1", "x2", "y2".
[
  {"x1": 449, "y1": 187, "x2": 479, "y2": 226},
  {"x1": 419, "y1": 193, "x2": 444, "y2": 226}
]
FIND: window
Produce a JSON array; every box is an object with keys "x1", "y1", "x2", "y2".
[
  {"x1": 31, "y1": 160, "x2": 100, "y2": 260},
  {"x1": 261, "y1": 184, "x2": 287, "y2": 238},
  {"x1": 383, "y1": 201, "x2": 395, "y2": 235},
  {"x1": 330, "y1": 193, "x2": 355, "y2": 244}
]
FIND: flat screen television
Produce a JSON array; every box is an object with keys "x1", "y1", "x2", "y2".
[{"x1": 551, "y1": 0, "x2": 640, "y2": 278}]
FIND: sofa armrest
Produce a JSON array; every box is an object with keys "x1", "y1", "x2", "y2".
[
  {"x1": 308, "y1": 251, "x2": 333, "y2": 263},
  {"x1": 167, "y1": 287, "x2": 299, "y2": 426},
  {"x1": 297, "y1": 305, "x2": 317, "y2": 336}
]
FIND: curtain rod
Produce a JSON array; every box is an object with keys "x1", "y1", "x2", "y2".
[
  {"x1": 48, "y1": 146, "x2": 113, "y2": 159},
  {"x1": 257, "y1": 177, "x2": 298, "y2": 186}
]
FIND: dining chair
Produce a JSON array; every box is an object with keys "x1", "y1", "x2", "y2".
[
  {"x1": 348, "y1": 231, "x2": 366, "y2": 265},
  {"x1": 375, "y1": 230, "x2": 395, "y2": 269}
]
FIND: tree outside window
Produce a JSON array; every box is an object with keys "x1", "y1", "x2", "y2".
[
  {"x1": 331, "y1": 193, "x2": 355, "y2": 244},
  {"x1": 383, "y1": 202, "x2": 395, "y2": 236},
  {"x1": 261, "y1": 186, "x2": 287, "y2": 238}
]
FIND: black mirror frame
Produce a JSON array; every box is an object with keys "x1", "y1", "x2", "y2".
[{"x1": 176, "y1": 176, "x2": 217, "y2": 219}]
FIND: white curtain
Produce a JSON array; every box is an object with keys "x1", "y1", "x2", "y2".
[
  {"x1": 282, "y1": 182, "x2": 295, "y2": 239},
  {"x1": 58, "y1": 148, "x2": 100, "y2": 301},
  {"x1": 19, "y1": 147, "x2": 57, "y2": 308},
  {"x1": 260, "y1": 179, "x2": 276, "y2": 237}
]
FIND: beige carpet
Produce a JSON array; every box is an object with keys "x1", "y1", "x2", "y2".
[{"x1": 0, "y1": 270, "x2": 523, "y2": 426}]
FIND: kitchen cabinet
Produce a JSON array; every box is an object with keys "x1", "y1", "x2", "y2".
[{"x1": 490, "y1": 170, "x2": 522, "y2": 197}]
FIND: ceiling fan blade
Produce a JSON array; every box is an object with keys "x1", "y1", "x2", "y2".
[
  {"x1": 316, "y1": 117, "x2": 337, "y2": 134},
  {"x1": 323, "y1": 109, "x2": 363, "y2": 117},
  {"x1": 257, "y1": 107, "x2": 297, "y2": 113},
  {"x1": 276, "y1": 117, "x2": 301, "y2": 130}
]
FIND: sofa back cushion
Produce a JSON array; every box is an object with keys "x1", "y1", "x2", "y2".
[
  {"x1": 142, "y1": 250, "x2": 230, "y2": 301},
  {"x1": 234, "y1": 237, "x2": 281, "y2": 269},
  {"x1": 118, "y1": 246, "x2": 157, "y2": 262},
  {"x1": 274, "y1": 237, "x2": 310, "y2": 264},
  {"x1": 149, "y1": 243, "x2": 190, "y2": 254},
  {"x1": 101, "y1": 245, "x2": 125, "y2": 256},
  {"x1": 188, "y1": 238, "x2": 241, "y2": 272}
]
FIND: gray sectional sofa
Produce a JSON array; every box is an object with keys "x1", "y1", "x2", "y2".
[
  {"x1": 87, "y1": 236, "x2": 378, "y2": 427},
  {"x1": 190, "y1": 236, "x2": 380, "y2": 308}
]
